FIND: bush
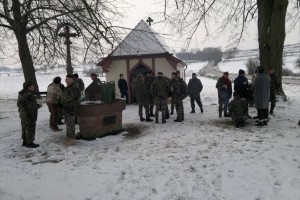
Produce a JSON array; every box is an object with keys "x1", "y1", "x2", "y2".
[
  {"x1": 245, "y1": 57, "x2": 260, "y2": 75},
  {"x1": 282, "y1": 68, "x2": 294, "y2": 76},
  {"x1": 295, "y1": 57, "x2": 300, "y2": 69}
]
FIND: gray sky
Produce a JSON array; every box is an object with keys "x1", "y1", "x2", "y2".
[{"x1": 122, "y1": 0, "x2": 300, "y2": 51}]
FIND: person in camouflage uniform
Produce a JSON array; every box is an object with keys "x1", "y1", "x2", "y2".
[
  {"x1": 133, "y1": 74, "x2": 153, "y2": 122},
  {"x1": 171, "y1": 72, "x2": 187, "y2": 122},
  {"x1": 268, "y1": 68, "x2": 280, "y2": 115},
  {"x1": 229, "y1": 92, "x2": 249, "y2": 128},
  {"x1": 17, "y1": 81, "x2": 42, "y2": 148},
  {"x1": 73, "y1": 73, "x2": 85, "y2": 93},
  {"x1": 163, "y1": 75, "x2": 172, "y2": 119},
  {"x1": 60, "y1": 75, "x2": 81, "y2": 146},
  {"x1": 176, "y1": 70, "x2": 186, "y2": 120},
  {"x1": 144, "y1": 71, "x2": 155, "y2": 116},
  {"x1": 152, "y1": 72, "x2": 170, "y2": 124}
]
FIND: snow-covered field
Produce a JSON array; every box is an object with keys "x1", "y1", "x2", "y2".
[{"x1": 0, "y1": 66, "x2": 300, "y2": 199}]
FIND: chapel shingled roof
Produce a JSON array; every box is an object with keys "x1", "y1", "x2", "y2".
[{"x1": 110, "y1": 20, "x2": 169, "y2": 56}]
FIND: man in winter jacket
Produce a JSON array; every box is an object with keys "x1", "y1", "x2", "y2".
[
  {"x1": 118, "y1": 74, "x2": 129, "y2": 103},
  {"x1": 60, "y1": 75, "x2": 81, "y2": 146},
  {"x1": 188, "y1": 73, "x2": 203, "y2": 113},
  {"x1": 254, "y1": 66, "x2": 270, "y2": 126},
  {"x1": 234, "y1": 69, "x2": 249, "y2": 100},
  {"x1": 73, "y1": 73, "x2": 85, "y2": 93},
  {"x1": 47, "y1": 77, "x2": 63, "y2": 132},
  {"x1": 17, "y1": 81, "x2": 42, "y2": 148},
  {"x1": 133, "y1": 74, "x2": 153, "y2": 122},
  {"x1": 229, "y1": 92, "x2": 248, "y2": 128},
  {"x1": 216, "y1": 72, "x2": 232, "y2": 118}
]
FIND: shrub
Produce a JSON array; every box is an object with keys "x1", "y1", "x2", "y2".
[
  {"x1": 295, "y1": 57, "x2": 300, "y2": 69},
  {"x1": 282, "y1": 68, "x2": 294, "y2": 76},
  {"x1": 245, "y1": 57, "x2": 260, "y2": 75}
]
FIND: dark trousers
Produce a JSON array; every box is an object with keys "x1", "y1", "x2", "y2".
[
  {"x1": 47, "y1": 103, "x2": 59, "y2": 130},
  {"x1": 190, "y1": 96, "x2": 203, "y2": 110},
  {"x1": 139, "y1": 103, "x2": 150, "y2": 117},
  {"x1": 257, "y1": 109, "x2": 268, "y2": 121},
  {"x1": 120, "y1": 90, "x2": 129, "y2": 103}
]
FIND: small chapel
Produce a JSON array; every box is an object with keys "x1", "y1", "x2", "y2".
[{"x1": 97, "y1": 19, "x2": 187, "y2": 103}]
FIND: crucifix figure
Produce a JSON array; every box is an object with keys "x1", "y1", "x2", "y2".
[
  {"x1": 146, "y1": 17, "x2": 153, "y2": 26},
  {"x1": 58, "y1": 25, "x2": 78, "y2": 75}
]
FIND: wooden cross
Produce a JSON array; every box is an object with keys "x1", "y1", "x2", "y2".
[
  {"x1": 58, "y1": 25, "x2": 78, "y2": 75},
  {"x1": 146, "y1": 17, "x2": 153, "y2": 26}
]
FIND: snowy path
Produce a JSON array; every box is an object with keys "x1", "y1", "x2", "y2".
[{"x1": 0, "y1": 77, "x2": 300, "y2": 200}]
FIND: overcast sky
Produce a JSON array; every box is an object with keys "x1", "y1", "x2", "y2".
[{"x1": 122, "y1": 0, "x2": 300, "y2": 51}]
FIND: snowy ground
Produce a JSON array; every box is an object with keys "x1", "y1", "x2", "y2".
[{"x1": 1, "y1": 70, "x2": 300, "y2": 199}]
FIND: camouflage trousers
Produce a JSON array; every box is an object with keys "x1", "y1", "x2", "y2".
[
  {"x1": 173, "y1": 96, "x2": 184, "y2": 120},
  {"x1": 155, "y1": 97, "x2": 167, "y2": 119},
  {"x1": 138, "y1": 102, "x2": 150, "y2": 117},
  {"x1": 21, "y1": 120, "x2": 36, "y2": 144},
  {"x1": 64, "y1": 113, "x2": 76, "y2": 139},
  {"x1": 149, "y1": 95, "x2": 154, "y2": 114}
]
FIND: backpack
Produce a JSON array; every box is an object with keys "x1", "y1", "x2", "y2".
[{"x1": 155, "y1": 79, "x2": 167, "y2": 97}]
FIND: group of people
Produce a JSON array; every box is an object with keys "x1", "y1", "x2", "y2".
[
  {"x1": 17, "y1": 65, "x2": 282, "y2": 148},
  {"x1": 122, "y1": 70, "x2": 204, "y2": 124},
  {"x1": 217, "y1": 66, "x2": 280, "y2": 128},
  {"x1": 17, "y1": 73, "x2": 86, "y2": 148}
]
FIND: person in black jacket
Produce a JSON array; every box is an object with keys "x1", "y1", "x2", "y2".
[
  {"x1": 187, "y1": 73, "x2": 203, "y2": 113},
  {"x1": 118, "y1": 74, "x2": 128, "y2": 103},
  {"x1": 234, "y1": 69, "x2": 249, "y2": 100}
]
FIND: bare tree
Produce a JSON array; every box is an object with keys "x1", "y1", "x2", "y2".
[
  {"x1": 161, "y1": 0, "x2": 300, "y2": 98},
  {"x1": 0, "y1": 0, "x2": 125, "y2": 91}
]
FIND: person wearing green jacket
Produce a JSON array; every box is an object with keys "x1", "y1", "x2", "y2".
[
  {"x1": 17, "y1": 81, "x2": 42, "y2": 148},
  {"x1": 60, "y1": 75, "x2": 81, "y2": 146},
  {"x1": 133, "y1": 74, "x2": 153, "y2": 122}
]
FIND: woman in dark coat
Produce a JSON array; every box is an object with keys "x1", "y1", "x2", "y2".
[{"x1": 254, "y1": 66, "x2": 270, "y2": 126}]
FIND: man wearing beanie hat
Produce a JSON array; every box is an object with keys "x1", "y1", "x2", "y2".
[
  {"x1": 17, "y1": 81, "x2": 42, "y2": 148},
  {"x1": 254, "y1": 66, "x2": 270, "y2": 126},
  {"x1": 234, "y1": 69, "x2": 249, "y2": 100},
  {"x1": 46, "y1": 77, "x2": 63, "y2": 132},
  {"x1": 188, "y1": 73, "x2": 203, "y2": 113}
]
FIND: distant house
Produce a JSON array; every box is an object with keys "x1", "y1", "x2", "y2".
[{"x1": 97, "y1": 20, "x2": 186, "y2": 103}]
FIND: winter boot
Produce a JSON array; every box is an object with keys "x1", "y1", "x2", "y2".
[
  {"x1": 140, "y1": 116, "x2": 145, "y2": 122},
  {"x1": 155, "y1": 118, "x2": 159, "y2": 124},
  {"x1": 174, "y1": 118, "x2": 183, "y2": 122},
  {"x1": 235, "y1": 120, "x2": 240, "y2": 128},
  {"x1": 224, "y1": 112, "x2": 230, "y2": 118},
  {"x1": 162, "y1": 118, "x2": 166, "y2": 124},
  {"x1": 22, "y1": 140, "x2": 26, "y2": 147},
  {"x1": 146, "y1": 116, "x2": 153, "y2": 122},
  {"x1": 26, "y1": 142, "x2": 40, "y2": 148},
  {"x1": 190, "y1": 109, "x2": 195, "y2": 114},
  {"x1": 255, "y1": 120, "x2": 264, "y2": 127},
  {"x1": 270, "y1": 106, "x2": 275, "y2": 116},
  {"x1": 165, "y1": 111, "x2": 170, "y2": 119},
  {"x1": 64, "y1": 138, "x2": 76, "y2": 147}
]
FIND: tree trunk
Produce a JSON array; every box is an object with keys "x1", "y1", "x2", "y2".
[
  {"x1": 11, "y1": 0, "x2": 39, "y2": 92},
  {"x1": 257, "y1": 0, "x2": 288, "y2": 100},
  {"x1": 15, "y1": 32, "x2": 39, "y2": 92}
]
